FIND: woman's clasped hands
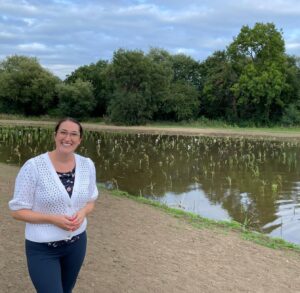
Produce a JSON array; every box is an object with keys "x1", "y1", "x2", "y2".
[{"x1": 52, "y1": 210, "x2": 86, "y2": 231}]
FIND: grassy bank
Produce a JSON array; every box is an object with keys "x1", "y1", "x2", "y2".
[
  {"x1": 105, "y1": 186, "x2": 300, "y2": 252},
  {"x1": 1, "y1": 114, "x2": 300, "y2": 134}
]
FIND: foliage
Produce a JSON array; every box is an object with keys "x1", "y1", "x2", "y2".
[
  {"x1": 231, "y1": 63, "x2": 286, "y2": 121},
  {"x1": 65, "y1": 60, "x2": 110, "y2": 116},
  {"x1": 108, "y1": 48, "x2": 173, "y2": 124},
  {"x1": 170, "y1": 53, "x2": 202, "y2": 89},
  {"x1": 108, "y1": 90, "x2": 150, "y2": 125},
  {"x1": 280, "y1": 56, "x2": 300, "y2": 125},
  {"x1": 200, "y1": 50, "x2": 238, "y2": 120},
  {"x1": 147, "y1": 49, "x2": 202, "y2": 121},
  {"x1": 1, "y1": 22, "x2": 300, "y2": 125},
  {"x1": 281, "y1": 103, "x2": 300, "y2": 125},
  {"x1": 228, "y1": 23, "x2": 290, "y2": 123},
  {"x1": 161, "y1": 81, "x2": 200, "y2": 121},
  {"x1": 107, "y1": 49, "x2": 153, "y2": 124},
  {"x1": 146, "y1": 48, "x2": 173, "y2": 120},
  {"x1": 0, "y1": 55, "x2": 60, "y2": 115},
  {"x1": 56, "y1": 79, "x2": 96, "y2": 118}
]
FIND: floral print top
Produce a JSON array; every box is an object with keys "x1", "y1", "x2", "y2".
[{"x1": 57, "y1": 167, "x2": 76, "y2": 198}]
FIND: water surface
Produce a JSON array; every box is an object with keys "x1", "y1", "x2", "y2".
[{"x1": 1, "y1": 126, "x2": 300, "y2": 244}]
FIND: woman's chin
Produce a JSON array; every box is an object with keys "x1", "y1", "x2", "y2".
[{"x1": 56, "y1": 146, "x2": 75, "y2": 154}]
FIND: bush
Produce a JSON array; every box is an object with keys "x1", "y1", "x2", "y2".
[
  {"x1": 160, "y1": 81, "x2": 200, "y2": 121},
  {"x1": 108, "y1": 90, "x2": 151, "y2": 125},
  {"x1": 0, "y1": 55, "x2": 60, "y2": 115},
  {"x1": 281, "y1": 104, "x2": 300, "y2": 126},
  {"x1": 56, "y1": 79, "x2": 96, "y2": 118}
]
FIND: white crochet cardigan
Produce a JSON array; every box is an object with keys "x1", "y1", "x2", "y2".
[{"x1": 9, "y1": 152, "x2": 99, "y2": 243}]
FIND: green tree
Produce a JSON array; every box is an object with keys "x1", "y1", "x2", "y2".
[
  {"x1": 228, "y1": 23, "x2": 289, "y2": 123},
  {"x1": 66, "y1": 60, "x2": 110, "y2": 116},
  {"x1": 108, "y1": 49, "x2": 164, "y2": 124},
  {"x1": 147, "y1": 48, "x2": 203, "y2": 121},
  {"x1": 200, "y1": 50, "x2": 238, "y2": 120},
  {"x1": 170, "y1": 53, "x2": 202, "y2": 89},
  {"x1": 279, "y1": 56, "x2": 300, "y2": 125},
  {"x1": 56, "y1": 79, "x2": 96, "y2": 118},
  {"x1": 161, "y1": 81, "x2": 200, "y2": 121},
  {"x1": 108, "y1": 90, "x2": 149, "y2": 125},
  {"x1": 0, "y1": 55, "x2": 60, "y2": 115},
  {"x1": 231, "y1": 63, "x2": 286, "y2": 122},
  {"x1": 146, "y1": 48, "x2": 173, "y2": 120}
]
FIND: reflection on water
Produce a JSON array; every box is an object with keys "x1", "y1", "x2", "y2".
[
  {"x1": 156, "y1": 184, "x2": 230, "y2": 221},
  {"x1": 1, "y1": 126, "x2": 300, "y2": 244}
]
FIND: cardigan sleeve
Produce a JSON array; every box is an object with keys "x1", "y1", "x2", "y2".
[
  {"x1": 9, "y1": 159, "x2": 37, "y2": 211},
  {"x1": 87, "y1": 158, "x2": 99, "y2": 201}
]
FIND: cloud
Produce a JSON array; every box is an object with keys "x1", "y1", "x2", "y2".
[
  {"x1": 17, "y1": 42, "x2": 48, "y2": 51},
  {"x1": 286, "y1": 43, "x2": 300, "y2": 49},
  {"x1": 172, "y1": 48, "x2": 198, "y2": 55},
  {"x1": 45, "y1": 63, "x2": 78, "y2": 78},
  {"x1": 0, "y1": 0, "x2": 300, "y2": 79},
  {"x1": 0, "y1": 31, "x2": 15, "y2": 39}
]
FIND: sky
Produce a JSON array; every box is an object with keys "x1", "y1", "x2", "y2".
[{"x1": 1, "y1": 0, "x2": 300, "y2": 79}]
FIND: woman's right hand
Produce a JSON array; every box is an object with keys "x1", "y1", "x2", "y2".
[
  {"x1": 11, "y1": 209, "x2": 80, "y2": 231},
  {"x1": 50, "y1": 215, "x2": 78, "y2": 231}
]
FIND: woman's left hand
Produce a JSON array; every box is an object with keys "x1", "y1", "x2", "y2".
[
  {"x1": 70, "y1": 201, "x2": 95, "y2": 231},
  {"x1": 69, "y1": 210, "x2": 86, "y2": 231}
]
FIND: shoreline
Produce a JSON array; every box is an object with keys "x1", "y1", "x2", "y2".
[{"x1": 1, "y1": 118, "x2": 300, "y2": 139}]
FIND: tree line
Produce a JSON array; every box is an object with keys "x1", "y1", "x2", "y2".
[{"x1": 1, "y1": 22, "x2": 300, "y2": 126}]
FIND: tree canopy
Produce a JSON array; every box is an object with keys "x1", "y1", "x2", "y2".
[
  {"x1": 228, "y1": 23, "x2": 291, "y2": 123},
  {"x1": 1, "y1": 23, "x2": 300, "y2": 126},
  {"x1": 56, "y1": 79, "x2": 96, "y2": 118},
  {"x1": 0, "y1": 55, "x2": 60, "y2": 115}
]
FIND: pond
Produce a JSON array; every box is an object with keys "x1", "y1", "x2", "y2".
[{"x1": 1, "y1": 126, "x2": 300, "y2": 244}]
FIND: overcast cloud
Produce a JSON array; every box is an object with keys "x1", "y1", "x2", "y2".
[{"x1": 1, "y1": 0, "x2": 300, "y2": 79}]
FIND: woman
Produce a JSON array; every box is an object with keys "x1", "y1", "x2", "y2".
[{"x1": 9, "y1": 117, "x2": 98, "y2": 293}]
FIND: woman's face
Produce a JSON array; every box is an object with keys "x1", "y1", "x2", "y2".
[{"x1": 54, "y1": 120, "x2": 82, "y2": 155}]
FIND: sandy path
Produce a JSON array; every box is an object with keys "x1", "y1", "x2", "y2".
[
  {"x1": 1, "y1": 119, "x2": 300, "y2": 139},
  {"x1": 1, "y1": 163, "x2": 300, "y2": 292}
]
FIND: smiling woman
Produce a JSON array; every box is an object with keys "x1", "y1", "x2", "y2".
[
  {"x1": 8, "y1": 117, "x2": 99, "y2": 293},
  {"x1": 50, "y1": 118, "x2": 83, "y2": 169}
]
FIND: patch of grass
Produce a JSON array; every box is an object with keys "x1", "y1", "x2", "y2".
[
  {"x1": 83, "y1": 118, "x2": 105, "y2": 124},
  {"x1": 2, "y1": 115, "x2": 300, "y2": 135},
  {"x1": 145, "y1": 118, "x2": 233, "y2": 129},
  {"x1": 242, "y1": 231, "x2": 300, "y2": 251},
  {"x1": 0, "y1": 114, "x2": 57, "y2": 121},
  {"x1": 0, "y1": 114, "x2": 105, "y2": 123},
  {"x1": 145, "y1": 118, "x2": 300, "y2": 133},
  {"x1": 105, "y1": 186, "x2": 300, "y2": 252}
]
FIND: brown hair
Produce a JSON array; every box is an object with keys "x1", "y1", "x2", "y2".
[{"x1": 54, "y1": 117, "x2": 83, "y2": 138}]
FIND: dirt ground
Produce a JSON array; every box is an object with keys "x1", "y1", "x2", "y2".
[{"x1": 2, "y1": 163, "x2": 300, "y2": 293}]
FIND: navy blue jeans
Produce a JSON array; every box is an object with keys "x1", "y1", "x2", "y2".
[{"x1": 25, "y1": 231, "x2": 87, "y2": 293}]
